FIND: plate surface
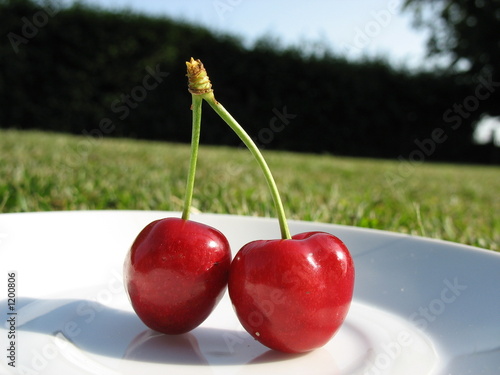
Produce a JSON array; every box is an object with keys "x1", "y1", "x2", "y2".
[{"x1": 1, "y1": 210, "x2": 499, "y2": 374}]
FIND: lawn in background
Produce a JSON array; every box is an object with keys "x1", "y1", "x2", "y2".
[{"x1": 1, "y1": 129, "x2": 498, "y2": 251}]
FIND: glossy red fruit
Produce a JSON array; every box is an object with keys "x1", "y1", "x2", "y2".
[
  {"x1": 124, "y1": 217, "x2": 231, "y2": 334},
  {"x1": 228, "y1": 231, "x2": 354, "y2": 353}
]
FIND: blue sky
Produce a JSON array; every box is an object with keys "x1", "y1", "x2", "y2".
[{"x1": 60, "y1": 0, "x2": 434, "y2": 69}]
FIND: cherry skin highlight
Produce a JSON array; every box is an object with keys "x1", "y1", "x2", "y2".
[
  {"x1": 228, "y1": 231, "x2": 354, "y2": 353},
  {"x1": 124, "y1": 217, "x2": 231, "y2": 334}
]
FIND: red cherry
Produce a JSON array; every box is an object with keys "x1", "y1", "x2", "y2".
[
  {"x1": 228, "y1": 231, "x2": 354, "y2": 353},
  {"x1": 124, "y1": 217, "x2": 231, "y2": 334}
]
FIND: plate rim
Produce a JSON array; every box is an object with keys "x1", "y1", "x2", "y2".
[{"x1": 1, "y1": 209, "x2": 497, "y2": 256}]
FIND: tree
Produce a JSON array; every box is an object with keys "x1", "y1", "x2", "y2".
[{"x1": 403, "y1": 0, "x2": 500, "y2": 116}]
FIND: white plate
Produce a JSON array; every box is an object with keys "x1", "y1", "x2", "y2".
[{"x1": 1, "y1": 211, "x2": 499, "y2": 375}]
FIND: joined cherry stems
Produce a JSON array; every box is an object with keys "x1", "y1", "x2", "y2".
[{"x1": 185, "y1": 58, "x2": 291, "y2": 240}]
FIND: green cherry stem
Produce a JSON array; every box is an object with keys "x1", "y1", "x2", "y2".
[
  {"x1": 185, "y1": 57, "x2": 291, "y2": 240},
  {"x1": 181, "y1": 94, "x2": 203, "y2": 221},
  {"x1": 203, "y1": 93, "x2": 291, "y2": 240}
]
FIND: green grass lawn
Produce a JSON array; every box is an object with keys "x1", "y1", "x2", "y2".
[{"x1": 1, "y1": 129, "x2": 499, "y2": 251}]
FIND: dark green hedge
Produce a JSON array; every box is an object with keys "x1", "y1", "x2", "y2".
[{"x1": 1, "y1": 0, "x2": 498, "y2": 163}]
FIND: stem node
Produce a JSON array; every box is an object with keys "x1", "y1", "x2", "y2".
[{"x1": 186, "y1": 57, "x2": 213, "y2": 95}]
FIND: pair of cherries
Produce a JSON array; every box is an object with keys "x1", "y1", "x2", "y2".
[{"x1": 123, "y1": 59, "x2": 355, "y2": 353}]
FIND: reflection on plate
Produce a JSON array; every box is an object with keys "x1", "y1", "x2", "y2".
[{"x1": 1, "y1": 211, "x2": 499, "y2": 374}]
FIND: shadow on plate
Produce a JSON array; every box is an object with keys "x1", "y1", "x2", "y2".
[{"x1": 1, "y1": 298, "x2": 307, "y2": 366}]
